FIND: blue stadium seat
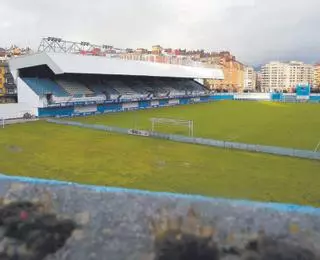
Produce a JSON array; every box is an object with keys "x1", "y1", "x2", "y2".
[
  {"x1": 85, "y1": 84, "x2": 119, "y2": 98},
  {"x1": 23, "y1": 78, "x2": 69, "y2": 97}
]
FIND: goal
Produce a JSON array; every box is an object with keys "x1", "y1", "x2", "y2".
[
  {"x1": 315, "y1": 140, "x2": 320, "y2": 153},
  {"x1": 150, "y1": 118, "x2": 194, "y2": 137}
]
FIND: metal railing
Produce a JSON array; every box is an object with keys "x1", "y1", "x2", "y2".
[{"x1": 47, "y1": 119, "x2": 320, "y2": 160}]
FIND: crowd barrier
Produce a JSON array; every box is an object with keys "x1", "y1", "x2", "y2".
[
  {"x1": 0, "y1": 175, "x2": 320, "y2": 259},
  {"x1": 47, "y1": 119, "x2": 320, "y2": 160}
]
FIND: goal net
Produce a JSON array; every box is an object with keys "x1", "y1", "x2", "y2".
[{"x1": 150, "y1": 118, "x2": 194, "y2": 137}]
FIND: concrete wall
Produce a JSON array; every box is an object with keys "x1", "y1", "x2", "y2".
[
  {"x1": 0, "y1": 102, "x2": 33, "y2": 119},
  {"x1": 234, "y1": 93, "x2": 270, "y2": 100},
  {"x1": 17, "y1": 77, "x2": 43, "y2": 116},
  {"x1": 0, "y1": 175, "x2": 320, "y2": 260}
]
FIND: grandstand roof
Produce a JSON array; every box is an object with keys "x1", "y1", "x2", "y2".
[{"x1": 9, "y1": 52, "x2": 224, "y2": 79}]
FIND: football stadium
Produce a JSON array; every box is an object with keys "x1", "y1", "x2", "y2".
[{"x1": 1, "y1": 52, "x2": 320, "y2": 208}]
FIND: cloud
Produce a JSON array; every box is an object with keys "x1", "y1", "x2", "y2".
[{"x1": 0, "y1": 0, "x2": 319, "y2": 65}]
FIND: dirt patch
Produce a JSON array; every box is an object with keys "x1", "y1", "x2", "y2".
[
  {"x1": 0, "y1": 200, "x2": 77, "y2": 260},
  {"x1": 6, "y1": 145, "x2": 23, "y2": 153},
  {"x1": 151, "y1": 207, "x2": 318, "y2": 260},
  {"x1": 156, "y1": 160, "x2": 167, "y2": 168}
]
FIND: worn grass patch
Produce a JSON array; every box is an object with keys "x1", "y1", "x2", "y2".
[
  {"x1": 73, "y1": 101, "x2": 320, "y2": 150},
  {"x1": 0, "y1": 121, "x2": 320, "y2": 207}
]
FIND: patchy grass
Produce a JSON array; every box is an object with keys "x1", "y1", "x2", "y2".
[
  {"x1": 73, "y1": 101, "x2": 320, "y2": 150},
  {"x1": 0, "y1": 121, "x2": 320, "y2": 207}
]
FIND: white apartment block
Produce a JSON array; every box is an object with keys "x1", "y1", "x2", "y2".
[
  {"x1": 243, "y1": 66, "x2": 256, "y2": 91},
  {"x1": 261, "y1": 61, "x2": 314, "y2": 92}
]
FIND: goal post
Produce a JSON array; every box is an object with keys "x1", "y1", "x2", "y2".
[
  {"x1": 150, "y1": 117, "x2": 194, "y2": 137},
  {"x1": 1, "y1": 118, "x2": 4, "y2": 129},
  {"x1": 314, "y1": 140, "x2": 320, "y2": 153}
]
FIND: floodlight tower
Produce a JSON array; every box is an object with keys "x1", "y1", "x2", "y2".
[
  {"x1": 38, "y1": 37, "x2": 66, "y2": 53},
  {"x1": 37, "y1": 37, "x2": 123, "y2": 55}
]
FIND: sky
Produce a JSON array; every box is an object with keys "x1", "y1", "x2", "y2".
[{"x1": 1, "y1": 0, "x2": 320, "y2": 65}]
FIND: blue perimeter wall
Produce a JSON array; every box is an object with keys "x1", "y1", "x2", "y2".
[
  {"x1": 38, "y1": 95, "x2": 234, "y2": 117},
  {"x1": 2, "y1": 174, "x2": 320, "y2": 214},
  {"x1": 38, "y1": 94, "x2": 320, "y2": 118}
]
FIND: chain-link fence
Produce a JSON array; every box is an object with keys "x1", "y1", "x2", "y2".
[{"x1": 47, "y1": 119, "x2": 320, "y2": 160}]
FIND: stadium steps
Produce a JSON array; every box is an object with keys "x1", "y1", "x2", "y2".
[
  {"x1": 22, "y1": 78, "x2": 69, "y2": 97},
  {"x1": 152, "y1": 79, "x2": 170, "y2": 96},
  {"x1": 110, "y1": 81, "x2": 136, "y2": 95},
  {"x1": 124, "y1": 80, "x2": 152, "y2": 94},
  {"x1": 85, "y1": 84, "x2": 116, "y2": 95},
  {"x1": 56, "y1": 79, "x2": 94, "y2": 96},
  {"x1": 105, "y1": 80, "x2": 141, "y2": 100}
]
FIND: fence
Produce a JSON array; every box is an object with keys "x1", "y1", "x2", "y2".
[{"x1": 47, "y1": 119, "x2": 320, "y2": 160}]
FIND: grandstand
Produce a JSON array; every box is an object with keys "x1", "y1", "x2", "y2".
[{"x1": 8, "y1": 52, "x2": 223, "y2": 117}]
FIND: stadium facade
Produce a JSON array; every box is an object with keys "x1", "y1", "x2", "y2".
[{"x1": 8, "y1": 53, "x2": 225, "y2": 117}]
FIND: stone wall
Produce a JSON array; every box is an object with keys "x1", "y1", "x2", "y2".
[{"x1": 1, "y1": 175, "x2": 320, "y2": 260}]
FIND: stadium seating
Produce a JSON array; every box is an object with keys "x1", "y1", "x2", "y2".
[
  {"x1": 22, "y1": 78, "x2": 69, "y2": 97},
  {"x1": 132, "y1": 80, "x2": 154, "y2": 93},
  {"x1": 105, "y1": 80, "x2": 141, "y2": 100},
  {"x1": 84, "y1": 83, "x2": 119, "y2": 100},
  {"x1": 108, "y1": 81, "x2": 135, "y2": 94},
  {"x1": 120, "y1": 79, "x2": 151, "y2": 99},
  {"x1": 23, "y1": 75, "x2": 210, "y2": 104},
  {"x1": 56, "y1": 79, "x2": 94, "y2": 96}
]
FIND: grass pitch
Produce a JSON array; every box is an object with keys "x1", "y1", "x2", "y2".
[
  {"x1": 74, "y1": 101, "x2": 320, "y2": 150},
  {"x1": 0, "y1": 120, "x2": 320, "y2": 207}
]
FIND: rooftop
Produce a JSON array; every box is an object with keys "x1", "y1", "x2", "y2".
[{"x1": 9, "y1": 52, "x2": 224, "y2": 80}]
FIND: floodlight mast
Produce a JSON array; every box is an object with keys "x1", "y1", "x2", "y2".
[{"x1": 37, "y1": 37, "x2": 122, "y2": 55}]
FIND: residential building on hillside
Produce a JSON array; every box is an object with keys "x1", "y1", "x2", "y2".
[
  {"x1": 314, "y1": 64, "x2": 320, "y2": 88},
  {"x1": 243, "y1": 66, "x2": 256, "y2": 91},
  {"x1": 0, "y1": 45, "x2": 29, "y2": 103},
  {"x1": 204, "y1": 52, "x2": 244, "y2": 92},
  {"x1": 135, "y1": 48, "x2": 148, "y2": 54},
  {"x1": 0, "y1": 61, "x2": 17, "y2": 103},
  {"x1": 261, "y1": 61, "x2": 314, "y2": 92},
  {"x1": 152, "y1": 45, "x2": 162, "y2": 55},
  {"x1": 115, "y1": 46, "x2": 246, "y2": 92},
  {"x1": 255, "y1": 72, "x2": 262, "y2": 92}
]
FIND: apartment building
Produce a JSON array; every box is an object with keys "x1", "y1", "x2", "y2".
[
  {"x1": 0, "y1": 61, "x2": 17, "y2": 103},
  {"x1": 261, "y1": 61, "x2": 314, "y2": 92},
  {"x1": 204, "y1": 52, "x2": 245, "y2": 92},
  {"x1": 255, "y1": 72, "x2": 262, "y2": 92},
  {"x1": 243, "y1": 66, "x2": 256, "y2": 91},
  {"x1": 314, "y1": 64, "x2": 320, "y2": 87},
  {"x1": 151, "y1": 45, "x2": 162, "y2": 55}
]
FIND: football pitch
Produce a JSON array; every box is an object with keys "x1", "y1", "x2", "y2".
[
  {"x1": 0, "y1": 101, "x2": 320, "y2": 207},
  {"x1": 73, "y1": 101, "x2": 320, "y2": 150}
]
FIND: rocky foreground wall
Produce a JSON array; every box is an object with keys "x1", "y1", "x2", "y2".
[{"x1": 1, "y1": 175, "x2": 320, "y2": 260}]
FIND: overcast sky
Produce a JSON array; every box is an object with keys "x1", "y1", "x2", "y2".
[{"x1": 1, "y1": 0, "x2": 320, "y2": 65}]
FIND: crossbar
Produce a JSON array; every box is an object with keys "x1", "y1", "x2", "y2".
[{"x1": 150, "y1": 117, "x2": 194, "y2": 137}]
